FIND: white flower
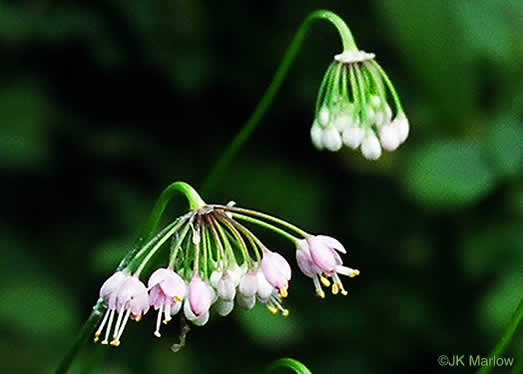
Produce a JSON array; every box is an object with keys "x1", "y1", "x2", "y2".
[
  {"x1": 342, "y1": 126, "x2": 365, "y2": 149},
  {"x1": 322, "y1": 127, "x2": 343, "y2": 151},
  {"x1": 379, "y1": 124, "x2": 400, "y2": 151},
  {"x1": 310, "y1": 121, "x2": 324, "y2": 150},
  {"x1": 361, "y1": 131, "x2": 382, "y2": 160}
]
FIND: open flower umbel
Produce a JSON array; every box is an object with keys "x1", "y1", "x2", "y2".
[
  {"x1": 93, "y1": 182, "x2": 359, "y2": 347},
  {"x1": 311, "y1": 49, "x2": 408, "y2": 159}
]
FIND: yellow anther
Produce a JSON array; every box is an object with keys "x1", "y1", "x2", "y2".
[
  {"x1": 332, "y1": 283, "x2": 340, "y2": 295},
  {"x1": 280, "y1": 287, "x2": 288, "y2": 298},
  {"x1": 282, "y1": 309, "x2": 289, "y2": 317},
  {"x1": 101, "y1": 340, "x2": 109, "y2": 345},
  {"x1": 349, "y1": 270, "x2": 360, "y2": 278},
  {"x1": 316, "y1": 289, "x2": 325, "y2": 298},
  {"x1": 341, "y1": 289, "x2": 348, "y2": 296},
  {"x1": 173, "y1": 296, "x2": 183, "y2": 302},
  {"x1": 94, "y1": 337, "x2": 99, "y2": 343},
  {"x1": 320, "y1": 276, "x2": 331, "y2": 287},
  {"x1": 135, "y1": 315, "x2": 142, "y2": 322},
  {"x1": 267, "y1": 305, "x2": 279, "y2": 315},
  {"x1": 154, "y1": 331, "x2": 161, "y2": 338},
  {"x1": 110, "y1": 340, "x2": 120, "y2": 347}
]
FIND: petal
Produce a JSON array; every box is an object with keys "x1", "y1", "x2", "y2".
[
  {"x1": 256, "y1": 271, "x2": 274, "y2": 300},
  {"x1": 188, "y1": 276, "x2": 212, "y2": 317},
  {"x1": 317, "y1": 235, "x2": 347, "y2": 254},
  {"x1": 100, "y1": 271, "x2": 128, "y2": 300},
  {"x1": 308, "y1": 237, "x2": 337, "y2": 273}
]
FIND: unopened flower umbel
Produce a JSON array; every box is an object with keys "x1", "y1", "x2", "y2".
[
  {"x1": 311, "y1": 49, "x2": 409, "y2": 159},
  {"x1": 92, "y1": 183, "x2": 359, "y2": 347}
]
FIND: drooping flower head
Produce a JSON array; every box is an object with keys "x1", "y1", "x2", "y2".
[
  {"x1": 92, "y1": 182, "x2": 361, "y2": 348},
  {"x1": 311, "y1": 50, "x2": 408, "y2": 159}
]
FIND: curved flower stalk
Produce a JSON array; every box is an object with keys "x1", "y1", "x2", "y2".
[
  {"x1": 311, "y1": 50, "x2": 408, "y2": 159},
  {"x1": 203, "y1": 10, "x2": 409, "y2": 194},
  {"x1": 90, "y1": 183, "x2": 360, "y2": 348}
]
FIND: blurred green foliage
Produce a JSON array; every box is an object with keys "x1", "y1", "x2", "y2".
[{"x1": 1, "y1": 1, "x2": 522, "y2": 373}]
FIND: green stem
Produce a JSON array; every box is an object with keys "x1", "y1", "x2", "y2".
[
  {"x1": 215, "y1": 205, "x2": 309, "y2": 238},
  {"x1": 231, "y1": 213, "x2": 299, "y2": 244},
  {"x1": 134, "y1": 217, "x2": 189, "y2": 276},
  {"x1": 265, "y1": 358, "x2": 312, "y2": 374},
  {"x1": 216, "y1": 214, "x2": 253, "y2": 267},
  {"x1": 138, "y1": 182, "x2": 205, "y2": 246},
  {"x1": 370, "y1": 60, "x2": 404, "y2": 114},
  {"x1": 168, "y1": 221, "x2": 192, "y2": 269},
  {"x1": 54, "y1": 300, "x2": 105, "y2": 374},
  {"x1": 201, "y1": 10, "x2": 358, "y2": 194},
  {"x1": 55, "y1": 182, "x2": 203, "y2": 374},
  {"x1": 477, "y1": 298, "x2": 523, "y2": 374}
]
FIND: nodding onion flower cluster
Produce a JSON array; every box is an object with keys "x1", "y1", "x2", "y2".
[
  {"x1": 94, "y1": 203, "x2": 359, "y2": 347},
  {"x1": 311, "y1": 50, "x2": 409, "y2": 160}
]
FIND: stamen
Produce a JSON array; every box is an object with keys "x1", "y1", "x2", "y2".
[
  {"x1": 279, "y1": 286, "x2": 288, "y2": 298},
  {"x1": 154, "y1": 303, "x2": 163, "y2": 338},
  {"x1": 113, "y1": 308, "x2": 131, "y2": 346},
  {"x1": 94, "y1": 309, "x2": 111, "y2": 343},
  {"x1": 332, "y1": 273, "x2": 348, "y2": 295},
  {"x1": 332, "y1": 283, "x2": 339, "y2": 295},
  {"x1": 312, "y1": 275, "x2": 325, "y2": 298},
  {"x1": 112, "y1": 305, "x2": 125, "y2": 340},
  {"x1": 349, "y1": 269, "x2": 360, "y2": 278},
  {"x1": 320, "y1": 276, "x2": 331, "y2": 287},
  {"x1": 174, "y1": 296, "x2": 183, "y2": 302},
  {"x1": 267, "y1": 294, "x2": 289, "y2": 317},
  {"x1": 136, "y1": 314, "x2": 142, "y2": 322},
  {"x1": 101, "y1": 309, "x2": 115, "y2": 344},
  {"x1": 164, "y1": 302, "x2": 172, "y2": 324}
]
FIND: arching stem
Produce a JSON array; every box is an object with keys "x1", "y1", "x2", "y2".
[{"x1": 202, "y1": 10, "x2": 358, "y2": 194}]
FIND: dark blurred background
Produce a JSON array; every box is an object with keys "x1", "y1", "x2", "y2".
[{"x1": 1, "y1": 1, "x2": 522, "y2": 373}]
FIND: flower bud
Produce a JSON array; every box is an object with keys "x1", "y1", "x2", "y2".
[
  {"x1": 394, "y1": 113, "x2": 409, "y2": 143},
  {"x1": 238, "y1": 271, "x2": 257, "y2": 297},
  {"x1": 318, "y1": 106, "x2": 330, "y2": 127},
  {"x1": 214, "y1": 299, "x2": 234, "y2": 317},
  {"x1": 216, "y1": 272, "x2": 237, "y2": 301},
  {"x1": 188, "y1": 275, "x2": 213, "y2": 317},
  {"x1": 379, "y1": 124, "x2": 400, "y2": 151},
  {"x1": 256, "y1": 270, "x2": 274, "y2": 301},
  {"x1": 361, "y1": 131, "x2": 382, "y2": 160},
  {"x1": 342, "y1": 126, "x2": 365, "y2": 149},
  {"x1": 236, "y1": 293, "x2": 256, "y2": 310},
  {"x1": 310, "y1": 122, "x2": 324, "y2": 150},
  {"x1": 322, "y1": 127, "x2": 342, "y2": 151},
  {"x1": 183, "y1": 298, "x2": 209, "y2": 326}
]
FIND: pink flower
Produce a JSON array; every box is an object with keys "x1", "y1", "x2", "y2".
[
  {"x1": 148, "y1": 268, "x2": 186, "y2": 337},
  {"x1": 261, "y1": 251, "x2": 291, "y2": 297},
  {"x1": 184, "y1": 274, "x2": 214, "y2": 326},
  {"x1": 296, "y1": 236, "x2": 360, "y2": 298},
  {"x1": 94, "y1": 273, "x2": 149, "y2": 346}
]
